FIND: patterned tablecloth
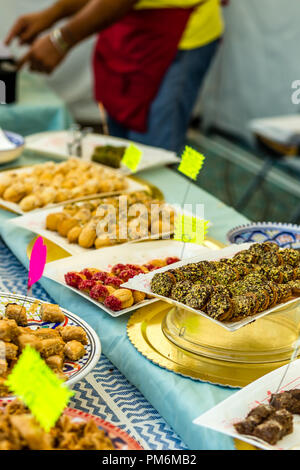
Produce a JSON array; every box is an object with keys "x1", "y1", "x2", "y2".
[{"x1": 0, "y1": 237, "x2": 187, "y2": 450}]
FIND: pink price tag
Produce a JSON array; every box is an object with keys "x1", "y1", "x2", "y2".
[{"x1": 28, "y1": 237, "x2": 47, "y2": 289}]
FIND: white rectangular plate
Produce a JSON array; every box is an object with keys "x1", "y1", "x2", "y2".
[
  {"x1": 0, "y1": 163, "x2": 147, "y2": 215},
  {"x1": 43, "y1": 240, "x2": 208, "y2": 317},
  {"x1": 194, "y1": 359, "x2": 300, "y2": 450},
  {"x1": 10, "y1": 199, "x2": 177, "y2": 256},
  {"x1": 25, "y1": 130, "x2": 180, "y2": 174},
  {"x1": 122, "y1": 243, "x2": 300, "y2": 332}
]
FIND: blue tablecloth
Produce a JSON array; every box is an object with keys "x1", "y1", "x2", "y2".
[
  {"x1": 0, "y1": 72, "x2": 73, "y2": 136},
  {"x1": 0, "y1": 161, "x2": 249, "y2": 450},
  {"x1": 0, "y1": 237, "x2": 187, "y2": 450}
]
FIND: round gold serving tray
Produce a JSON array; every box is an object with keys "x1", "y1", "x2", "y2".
[
  {"x1": 127, "y1": 301, "x2": 298, "y2": 388},
  {"x1": 27, "y1": 237, "x2": 72, "y2": 263}
]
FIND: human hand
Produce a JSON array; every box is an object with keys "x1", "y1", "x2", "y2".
[
  {"x1": 18, "y1": 34, "x2": 66, "y2": 74},
  {"x1": 5, "y1": 10, "x2": 56, "y2": 46}
]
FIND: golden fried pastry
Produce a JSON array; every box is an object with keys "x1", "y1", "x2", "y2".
[
  {"x1": 4, "y1": 342, "x2": 18, "y2": 361},
  {"x1": 64, "y1": 340, "x2": 86, "y2": 361},
  {"x1": 40, "y1": 303, "x2": 65, "y2": 324},
  {"x1": 19, "y1": 194, "x2": 41, "y2": 212},
  {"x1": 33, "y1": 328, "x2": 60, "y2": 340},
  {"x1": 132, "y1": 291, "x2": 146, "y2": 303},
  {"x1": 17, "y1": 333, "x2": 41, "y2": 352},
  {"x1": 57, "y1": 326, "x2": 88, "y2": 345},
  {"x1": 57, "y1": 217, "x2": 79, "y2": 237},
  {"x1": 0, "y1": 377, "x2": 10, "y2": 397},
  {"x1": 78, "y1": 225, "x2": 97, "y2": 248},
  {"x1": 3, "y1": 183, "x2": 28, "y2": 203},
  {"x1": 46, "y1": 212, "x2": 68, "y2": 231},
  {"x1": 45, "y1": 355, "x2": 64, "y2": 371},
  {"x1": 0, "y1": 319, "x2": 19, "y2": 342},
  {"x1": 94, "y1": 236, "x2": 114, "y2": 249},
  {"x1": 38, "y1": 338, "x2": 65, "y2": 359},
  {"x1": 67, "y1": 225, "x2": 83, "y2": 243}
]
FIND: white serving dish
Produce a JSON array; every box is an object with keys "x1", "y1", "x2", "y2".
[
  {"x1": 43, "y1": 240, "x2": 208, "y2": 317},
  {"x1": 122, "y1": 243, "x2": 300, "y2": 332},
  {"x1": 194, "y1": 359, "x2": 300, "y2": 450}
]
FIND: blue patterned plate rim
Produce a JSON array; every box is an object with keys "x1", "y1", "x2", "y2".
[
  {"x1": 0, "y1": 291, "x2": 101, "y2": 395},
  {"x1": 2, "y1": 130, "x2": 25, "y2": 150},
  {"x1": 227, "y1": 222, "x2": 300, "y2": 245}
]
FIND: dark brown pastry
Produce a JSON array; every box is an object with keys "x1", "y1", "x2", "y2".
[
  {"x1": 213, "y1": 266, "x2": 239, "y2": 285},
  {"x1": 234, "y1": 403, "x2": 293, "y2": 445},
  {"x1": 276, "y1": 283, "x2": 293, "y2": 302},
  {"x1": 230, "y1": 293, "x2": 258, "y2": 321},
  {"x1": 270, "y1": 389, "x2": 300, "y2": 414},
  {"x1": 180, "y1": 263, "x2": 206, "y2": 283},
  {"x1": 170, "y1": 280, "x2": 193, "y2": 302},
  {"x1": 151, "y1": 272, "x2": 175, "y2": 297},
  {"x1": 257, "y1": 251, "x2": 283, "y2": 267},
  {"x1": 288, "y1": 280, "x2": 300, "y2": 295},
  {"x1": 184, "y1": 285, "x2": 212, "y2": 310},
  {"x1": 280, "y1": 249, "x2": 300, "y2": 267},
  {"x1": 206, "y1": 294, "x2": 232, "y2": 321}
]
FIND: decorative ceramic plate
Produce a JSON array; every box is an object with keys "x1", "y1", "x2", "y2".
[
  {"x1": 0, "y1": 399, "x2": 143, "y2": 450},
  {"x1": 0, "y1": 291, "x2": 101, "y2": 395},
  {"x1": 0, "y1": 131, "x2": 24, "y2": 165},
  {"x1": 227, "y1": 222, "x2": 300, "y2": 248}
]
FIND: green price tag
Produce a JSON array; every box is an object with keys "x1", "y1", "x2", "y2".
[
  {"x1": 122, "y1": 144, "x2": 142, "y2": 172},
  {"x1": 5, "y1": 346, "x2": 74, "y2": 432},
  {"x1": 174, "y1": 214, "x2": 208, "y2": 245},
  {"x1": 178, "y1": 146, "x2": 205, "y2": 180}
]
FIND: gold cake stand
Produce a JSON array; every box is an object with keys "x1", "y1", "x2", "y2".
[{"x1": 127, "y1": 301, "x2": 300, "y2": 388}]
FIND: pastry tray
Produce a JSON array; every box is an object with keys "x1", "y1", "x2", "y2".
[
  {"x1": 0, "y1": 161, "x2": 147, "y2": 215},
  {"x1": 122, "y1": 243, "x2": 300, "y2": 332},
  {"x1": 194, "y1": 358, "x2": 300, "y2": 450},
  {"x1": 43, "y1": 240, "x2": 213, "y2": 317}
]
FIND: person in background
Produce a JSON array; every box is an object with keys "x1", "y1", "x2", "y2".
[{"x1": 6, "y1": 0, "x2": 225, "y2": 153}]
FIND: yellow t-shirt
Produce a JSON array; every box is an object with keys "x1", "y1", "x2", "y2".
[{"x1": 135, "y1": 0, "x2": 224, "y2": 49}]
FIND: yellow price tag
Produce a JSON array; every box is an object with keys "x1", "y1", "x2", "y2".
[
  {"x1": 174, "y1": 214, "x2": 208, "y2": 245},
  {"x1": 6, "y1": 346, "x2": 74, "y2": 432},
  {"x1": 122, "y1": 144, "x2": 142, "y2": 172},
  {"x1": 178, "y1": 146, "x2": 205, "y2": 180}
]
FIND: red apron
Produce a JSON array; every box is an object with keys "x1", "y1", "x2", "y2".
[{"x1": 93, "y1": 8, "x2": 193, "y2": 133}]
